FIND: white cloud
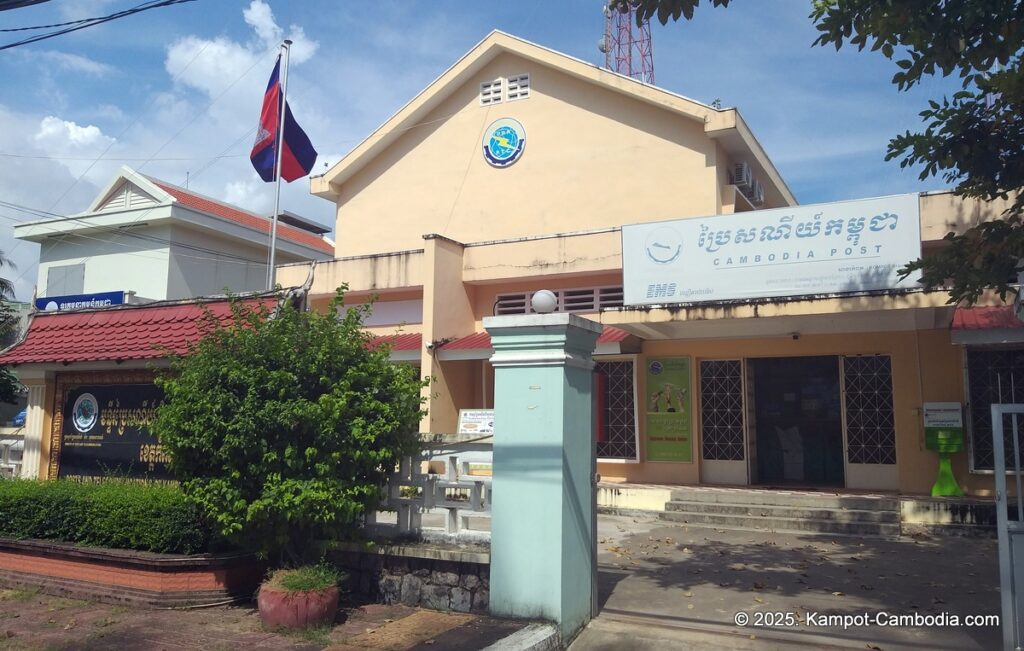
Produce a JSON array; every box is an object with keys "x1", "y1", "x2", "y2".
[
  {"x1": 35, "y1": 116, "x2": 114, "y2": 149},
  {"x1": 165, "y1": 35, "x2": 261, "y2": 99},
  {"x1": 243, "y1": 0, "x2": 318, "y2": 64},
  {"x1": 223, "y1": 178, "x2": 267, "y2": 213},
  {"x1": 33, "y1": 51, "x2": 114, "y2": 77},
  {"x1": 58, "y1": 0, "x2": 116, "y2": 21},
  {"x1": 243, "y1": 0, "x2": 281, "y2": 47},
  {"x1": 0, "y1": 106, "x2": 103, "y2": 301}
]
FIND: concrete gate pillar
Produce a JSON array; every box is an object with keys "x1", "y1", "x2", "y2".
[{"x1": 483, "y1": 312, "x2": 602, "y2": 641}]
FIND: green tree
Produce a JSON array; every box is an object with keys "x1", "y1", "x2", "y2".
[
  {"x1": 612, "y1": 0, "x2": 1024, "y2": 304},
  {"x1": 153, "y1": 289, "x2": 426, "y2": 566},
  {"x1": 0, "y1": 250, "x2": 21, "y2": 403}
]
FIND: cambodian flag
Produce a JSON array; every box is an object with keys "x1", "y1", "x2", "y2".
[{"x1": 250, "y1": 56, "x2": 317, "y2": 183}]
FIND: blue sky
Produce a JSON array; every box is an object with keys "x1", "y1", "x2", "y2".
[{"x1": 0, "y1": 0, "x2": 963, "y2": 300}]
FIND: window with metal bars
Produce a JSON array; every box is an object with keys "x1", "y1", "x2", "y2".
[
  {"x1": 699, "y1": 360, "x2": 745, "y2": 461},
  {"x1": 596, "y1": 360, "x2": 637, "y2": 460},
  {"x1": 966, "y1": 347, "x2": 1024, "y2": 471},
  {"x1": 494, "y1": 286, "x2": 624, "y2": 315},
  {"x1": 842, "y1": 355, "x2": 897, "y2": 465}
]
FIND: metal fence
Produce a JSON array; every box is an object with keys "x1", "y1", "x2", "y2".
[{"x1": 366, "y1": 435, "x2": 493, "y2": 543}]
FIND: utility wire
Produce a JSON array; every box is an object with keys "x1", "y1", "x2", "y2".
[
  {"x1": 0, "y1": 0, "x2": 197, "y2": 51},
  {"x1": 0, "y1": 152, "x2": 248, "y2": 161}
]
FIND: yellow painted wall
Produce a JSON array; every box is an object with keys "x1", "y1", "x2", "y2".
[
  {"x1": 334, "y1": 51, "x2": 720, "y2": 257},
  {"x1": 420, "y1": 236, "x2": 478, "y2": 433},
  {"x1": 595, "y1": 329, "x2": 987, "y2": 496}
]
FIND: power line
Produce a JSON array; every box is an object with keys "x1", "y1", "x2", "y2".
[
  {"x1": 0, "y1": 1, "x2": 50, "y2": 12},
  {"x1": 0, "y1": 0, "x2": 197, "y2": 51},
  {"x1": 0, "y1": 152, "x2": 247, "y2": 162}
]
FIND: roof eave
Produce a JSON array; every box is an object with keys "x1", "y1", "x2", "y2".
[{"x1": 706, "y1": 109, "x2": 798, "y2": 207}]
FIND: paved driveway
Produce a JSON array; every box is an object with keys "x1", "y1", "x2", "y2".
[{"x1": 574, "y1": 513, "x2": 1001, "y2": 650}]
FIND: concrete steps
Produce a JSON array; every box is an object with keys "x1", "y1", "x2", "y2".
[{"x1": 659, "y1": 488, "x2": 901, "y2": 537}]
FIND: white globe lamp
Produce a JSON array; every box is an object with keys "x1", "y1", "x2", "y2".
[{"x1": 531, "y1": 289, "x2": 557, "y2": 314}]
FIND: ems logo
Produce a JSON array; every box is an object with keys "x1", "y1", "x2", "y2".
[
  {"x1": 482, "y1": 118, "x2": 526, "y2": 167},
  {"x1": 72, "y1": 393, "x2": 99, "y2": 433},
  {"x1": 644, "y1": 226, "x2": 683, "y2": 264}
]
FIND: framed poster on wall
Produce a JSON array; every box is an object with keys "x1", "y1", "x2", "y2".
[{"x1": 645, "y1": 357, "x2": 693, "y2": 462}]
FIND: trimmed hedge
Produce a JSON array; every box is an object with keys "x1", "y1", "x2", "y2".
[{"x1": 0, "y1": 479, "x2": 221, "y2": 555}]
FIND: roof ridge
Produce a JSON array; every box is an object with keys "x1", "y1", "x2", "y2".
[{"x1": 145, "y1": 175, "x2": 266, "y2": 221}]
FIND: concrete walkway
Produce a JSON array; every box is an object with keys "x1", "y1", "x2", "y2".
[{"x1": 572, "y1": 513, "x2": 1001, "y2": 650}]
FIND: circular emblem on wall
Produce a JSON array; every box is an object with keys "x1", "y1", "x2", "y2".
[
  {"x1": 482, "y1": 118, "x2": 526, "y2": 167},
  {"x1": 644, "y1": 226, "x2": 683, "y2": 265},
  {"x1": 649, "y1": 361, "x2": 664, "y2": 375},
  {"x1": 72, "y1": 393, "x2": 99, "y2": 433}
]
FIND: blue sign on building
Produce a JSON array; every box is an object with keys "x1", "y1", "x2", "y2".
[{"x1": 35, "y1": 291, "x2": 126, "y2": 312}]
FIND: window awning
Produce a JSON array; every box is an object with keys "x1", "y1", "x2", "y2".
[
  {"x1": 951, "y1": 306, "x2": 1024, "y2": 345},
  {"x1": 436, "y1": 326, "x2": 637, "y2": 361},
  {"x1": 368, "y1": 333, "x2": 422, "y2": 362}
]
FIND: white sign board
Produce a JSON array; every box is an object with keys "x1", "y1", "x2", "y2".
[
  {"x1": 457, "y1": 409, "x2": 494, "y2": 435},
  {"x1": 622, "y1": 194, "x2": 922, "y2": 305},
  {"x1": 923, "y1": 402, "x2": 963, "y2": 429}
]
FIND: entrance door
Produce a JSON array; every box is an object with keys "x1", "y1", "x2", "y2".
[{"x1": 750, "y1": 356, "x2": 844, "y2": 487}]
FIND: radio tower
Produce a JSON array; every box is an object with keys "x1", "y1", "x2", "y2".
[{"x1": 600, "y1": 3, "x2": 654, "y2": 84}]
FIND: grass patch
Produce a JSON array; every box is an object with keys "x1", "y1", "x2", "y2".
[
  {"x1": 265, "y1": 564, "x2": 344, "y2": 593},
  {"x1": 1, "y1": 587, "x2": 42, "y2": 602}
]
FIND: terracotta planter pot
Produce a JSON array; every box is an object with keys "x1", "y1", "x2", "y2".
[{"x1": 257, "y1": 583, "x2": 339, "y2": 630}]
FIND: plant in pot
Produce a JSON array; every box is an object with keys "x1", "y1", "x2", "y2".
[
  {"x1": 258, "y1": 563, "x2": 344, "y2": 630},
  {"x1": 152, "y1": 288, "x2": 426, "y2": 630}
]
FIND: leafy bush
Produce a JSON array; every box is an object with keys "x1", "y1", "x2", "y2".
[
  {"x1": 153, "y1": 288, "x2": 426, "y2": 566},
  {"x1": 0, "y1": 479, "x2": 217, "y2": 554}
]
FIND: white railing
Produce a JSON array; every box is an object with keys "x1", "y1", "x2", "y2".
[
  {"x1": 367, "y1": 435, "x2": 493, "y2": 543},
  {"x1": 0, "y1": 435, "x2": 23, "y2": 479}
]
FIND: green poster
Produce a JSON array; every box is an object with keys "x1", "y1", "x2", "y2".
[{"x1": 645, "y1": 357, "x2": 693, "y2": 462}]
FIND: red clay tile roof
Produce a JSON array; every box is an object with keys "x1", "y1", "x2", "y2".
[
  {"x1": 0, "y1": 298, "x2": 275, "y2": 365},
  {"x1": 149, "y1": 179, "x2": 334, "y2": 255},
  {"x1": 442, "y1": 326, "x2": 631, "y2": 351},
  {"x1": 368, "y1": 333, "x2": 422, "y2": 351},
  {"x1": 952, "y1": 306, "x2": 1024, "y2": 330}
]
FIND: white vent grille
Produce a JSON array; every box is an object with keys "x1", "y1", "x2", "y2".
[
  {"x1": 479, "y1": 79, "x2": 503, "y2": 105},
  {"x1": 101, "y1": 184, "x2": 128, "y2": 211},
  {"x1": 495, "y1": 286, "x2": 624, "y2": 315},
  {"x1": 127, "y1": 186, "x2": 157, "y2": 208},
  {"x1": 506, "y1": 73, "x2": 530, "y2": 101}
]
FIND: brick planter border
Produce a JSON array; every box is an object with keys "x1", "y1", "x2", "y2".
[{"x1": 0, "y1": 538, "x2": 261, "y2": 607}]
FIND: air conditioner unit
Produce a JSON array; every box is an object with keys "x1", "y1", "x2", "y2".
[{"x1": 732, "y1": 162, "x2": 753, "y2": 191}]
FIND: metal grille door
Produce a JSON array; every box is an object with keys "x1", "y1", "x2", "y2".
[{"x1": 993, "y1": 404, "x2": 1024, "y2": 650}]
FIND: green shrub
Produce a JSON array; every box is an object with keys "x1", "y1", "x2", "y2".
[
  {"x1": 153, "y1": 288, "x2": 426, "y2": 566},
  {"x1": 0, "y1": 479, "x2": 219, "y2": 554}
]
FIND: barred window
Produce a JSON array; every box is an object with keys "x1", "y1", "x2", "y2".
[{"x1": 596, "y1": 360, "x2": 637, "y2": 460}]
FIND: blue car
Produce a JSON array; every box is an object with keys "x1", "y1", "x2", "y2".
[{"x1": 11, "y1": 410, "x2": 25, "y2": 427}]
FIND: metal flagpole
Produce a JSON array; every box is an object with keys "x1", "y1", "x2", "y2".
[{"x1": 266, "y1": 39, "x2": 292, "y2": 290}]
